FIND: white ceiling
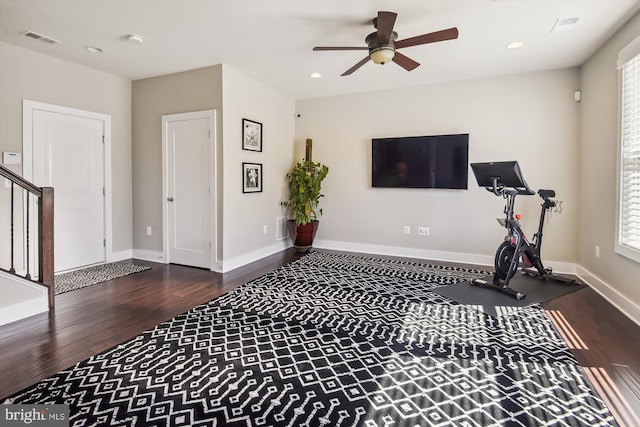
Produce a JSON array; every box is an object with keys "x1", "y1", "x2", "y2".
[{"x1": 1, "y1": 0, "x2": 639, "y2": 100}]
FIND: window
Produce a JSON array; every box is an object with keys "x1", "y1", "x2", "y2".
[{"x1": 617, "y1": 35, "x2": 640, "y2": 261}]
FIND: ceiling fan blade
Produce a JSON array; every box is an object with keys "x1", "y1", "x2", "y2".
[
  {"x1": 376, "y1": 11, "x2": 397, "y2": 44},
  {"x1": 392, "y1": 51, "x2": 420, "y2": 72},
  {"x1": 313, "y1": 46, "x2": 369, "y2": 51},
  {"x1": 341, "y1": 56, "x2": 370, "y2": 76},
  {"x1": 395, "y1": 27, "x2": 459, "y2": 49}
]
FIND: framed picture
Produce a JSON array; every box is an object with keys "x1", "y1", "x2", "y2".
[
  {"x1": 242, "y1": 118, "x2": 262, "y2": 152},
  {"x1": 242, "y1": 162, "x2": 263, "y2": 193}
]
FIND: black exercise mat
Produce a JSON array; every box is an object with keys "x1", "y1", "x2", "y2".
[{"x1": 433, "y1": 271, "x2": 585, "y2": 317}]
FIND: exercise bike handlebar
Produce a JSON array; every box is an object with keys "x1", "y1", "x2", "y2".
[{"x1": 484, "y1": 180, "x2": 534, "y2": 197}]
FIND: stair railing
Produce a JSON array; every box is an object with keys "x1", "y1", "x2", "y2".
[{"x1": 0, "y1": 164, "x2": 54, "y2": 309}]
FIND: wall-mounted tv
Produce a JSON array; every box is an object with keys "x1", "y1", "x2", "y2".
[{"x1": 372, "y1": 134, "x2": 469, "y2": 189}]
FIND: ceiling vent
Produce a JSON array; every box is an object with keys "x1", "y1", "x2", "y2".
[{"x1": 22, "y1": 31, "x2": 62, "y2": 44}]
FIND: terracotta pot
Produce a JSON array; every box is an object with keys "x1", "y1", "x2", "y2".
[{"x1": 287, "y1": 220, "x2": 320, "y2": 251}]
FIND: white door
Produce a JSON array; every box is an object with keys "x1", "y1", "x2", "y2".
[
  {"x1": 32, "y1": 110, "x2": 105, "y2": 272},
  {"x1": 163, "y1": 112, "x2": 213, "y2": 269}
]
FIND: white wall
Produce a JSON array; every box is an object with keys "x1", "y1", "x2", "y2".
[
  {"x1": 220, "y1": 65, "x2": 296, "y2": 270},
  {"x1": 578, "y1": 10, "x2": 640, "y2": 321},
  {"x1": 295, "y1": 69, "x2": 581, "y2": 267},
  {"x1": 0, "y1": 41, "x2": 132, "y2": 256}
]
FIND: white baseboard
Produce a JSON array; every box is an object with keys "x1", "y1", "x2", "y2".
[
  {"x1": 313, "y1": 239, "x2": 577, "y2": 273},
  {"x1": 132, "y1": 249, "x2": 166, "y2": 263},
  {"x1": 219, "y1": 241, "x2": 291, "y2": 273},
  {"x1": 109, "y1": 249, "x2": 134, "y2": 262},
  {"x1": 576, "y1": 265, "x2": 640, "y2": 327},
  {"x1": 314, "y1": 239, "x2": 495, "y2": 266}
]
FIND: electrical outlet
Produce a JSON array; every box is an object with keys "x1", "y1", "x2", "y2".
[
  {"x1": 418, "y1": 227, "x2": 430, "y2": 236},
  {"x1": 146, "y1": 226, "x2": 152, "y2": 236},
  {"x1": 263, "y1": 225, "x2": 268, "y2": 234},
  {"x1": 403, "y1": 225, "x2": 410, "y2": 235},
  {"x1": 595, "y1": 245, "x2": 600, "y2": 258}
]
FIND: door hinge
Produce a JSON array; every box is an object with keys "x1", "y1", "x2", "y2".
[
  {"x1": 102, "y1": 135, "x2": 105, "y2": 144},
  {"x1": 103, "y1": 187, "x2": 105, "y2": 196},
  {"x1": 103, "y1": 239, "x2": 106, "y2": 247}
]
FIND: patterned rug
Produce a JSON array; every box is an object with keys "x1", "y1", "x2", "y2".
[
  {"x1": 54, "y1": 260, "x2": 151, "y2": 295},
  {"x1": 4, "y1": 252, "x2": 616, "y2": 426}
]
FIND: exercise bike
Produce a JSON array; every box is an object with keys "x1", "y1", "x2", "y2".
[{"x1": 470, "y1": 161, "x2": 578, "y2": 300}]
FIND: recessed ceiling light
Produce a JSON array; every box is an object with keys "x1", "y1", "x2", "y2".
[
  {"x1": 84, "y1": 45, "x2": 103, "y2": 53},
  {"x1": 309, "y1": 72, "x2": 322, "y2": 79},
  {"x1": 506, "y1": 41, "x2": 524, "y2": 49}
]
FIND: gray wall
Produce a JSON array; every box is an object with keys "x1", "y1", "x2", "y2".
[
  {"x1": 0, "y1": 41, "x2": 132, "y2": 255},
  {"x1": 131, "y1": 65, "x2": 223, "y2": 261},
  {"x1": 578, "y1": 10, "x2": 640, "y2": 320},
  {"x1": 131, "y1": 65, "x2": 296, "y2": 270}
]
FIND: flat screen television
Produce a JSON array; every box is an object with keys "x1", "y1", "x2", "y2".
[{"x1": 372, "y1": 133, "x2": 469, "y2": 189}]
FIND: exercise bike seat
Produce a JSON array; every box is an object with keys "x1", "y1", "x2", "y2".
[{"x1": 538, "y1": 189, "x2": 555, "y2": 199}]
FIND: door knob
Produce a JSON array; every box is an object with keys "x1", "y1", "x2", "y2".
[{"x1": 167, "y1": 197, "x2": 174, "y2": 202}]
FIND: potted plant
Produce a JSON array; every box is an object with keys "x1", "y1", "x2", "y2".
[{"x1": 282, "y1": 160, "x2": 329, "y2": 251}]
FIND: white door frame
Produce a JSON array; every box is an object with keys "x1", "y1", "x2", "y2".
[
  {"x1": 161, "y1": 109, "x2": 217, "y2": 270},
  {"x1": 22, "y1": 100, "x2": 114, "y2": 264}
]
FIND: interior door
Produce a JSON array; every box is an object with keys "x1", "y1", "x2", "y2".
[
  {"x1": 164, "y1": 113, "x2": 212, "y2": 269},
  {"x1": 32, "y1": 110, "x2": 105, "y2": 272}
]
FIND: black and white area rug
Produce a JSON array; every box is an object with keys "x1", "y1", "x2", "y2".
[
  {"x1": 55, "y1": 260, "x2": 151, "y2": 295},
  {"x1": 4, "y1": 252, "x2": 616, "y2": 426}
]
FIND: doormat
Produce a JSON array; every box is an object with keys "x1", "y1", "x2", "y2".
[{"x1": 54, "y1": 260, "x2": 151, "y2": 295}]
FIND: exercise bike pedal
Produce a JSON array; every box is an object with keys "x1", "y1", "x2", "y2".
[{"x1": 470, "y1": 278, "x2": 526, "y2": 300}]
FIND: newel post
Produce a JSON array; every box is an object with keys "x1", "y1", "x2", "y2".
[
  {"x1": 38, "y1": 187, "x2": 55, "y2": 309},
  {"x1": 305, "y1": 138, "x2": 312, "y2": 162}
]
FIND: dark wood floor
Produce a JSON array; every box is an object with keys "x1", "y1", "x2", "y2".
[{"x1": 1, "y1": 249, "x2": 638, "y2": 426}]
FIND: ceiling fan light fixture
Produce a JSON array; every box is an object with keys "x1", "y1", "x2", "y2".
[{"x1": 370, "y1": 46, "x2": 395, "y2": 64}]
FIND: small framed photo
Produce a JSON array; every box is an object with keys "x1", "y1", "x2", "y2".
[
  {"x1": 242, "y1": 162, "x2": 263, "y2": 193},
  {"x1": 242, "y1": 118, "x2": 262, "y2": 152}
]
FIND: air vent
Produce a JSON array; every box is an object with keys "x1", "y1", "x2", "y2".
[{"x1": 22, "y1": 31, "x2": 61, "y2": 44}]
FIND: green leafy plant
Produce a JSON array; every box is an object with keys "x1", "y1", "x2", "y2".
[{"x1": 282, "y1": 160, "x2": 329, "y2": 226}]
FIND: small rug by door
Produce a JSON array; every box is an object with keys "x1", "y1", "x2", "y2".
[{"x1": 54, "y1": 260, "x2": 151, "y2": 295}]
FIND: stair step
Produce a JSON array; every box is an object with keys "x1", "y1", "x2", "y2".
[{"x1": 0, "y1": 272, "x2": 48, "y2": 326}]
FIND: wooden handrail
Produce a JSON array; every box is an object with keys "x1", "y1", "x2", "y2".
[
  {"x1": 0, "y1": 164, "x2": 41, "y2": 196},
  {"x1": 0, "y1": 164, "x2": 55, "y2": 309}
]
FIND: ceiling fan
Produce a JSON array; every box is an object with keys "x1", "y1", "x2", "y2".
[{"x1": 313, "y1": 11, "x2": 459, "y2": 76}]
